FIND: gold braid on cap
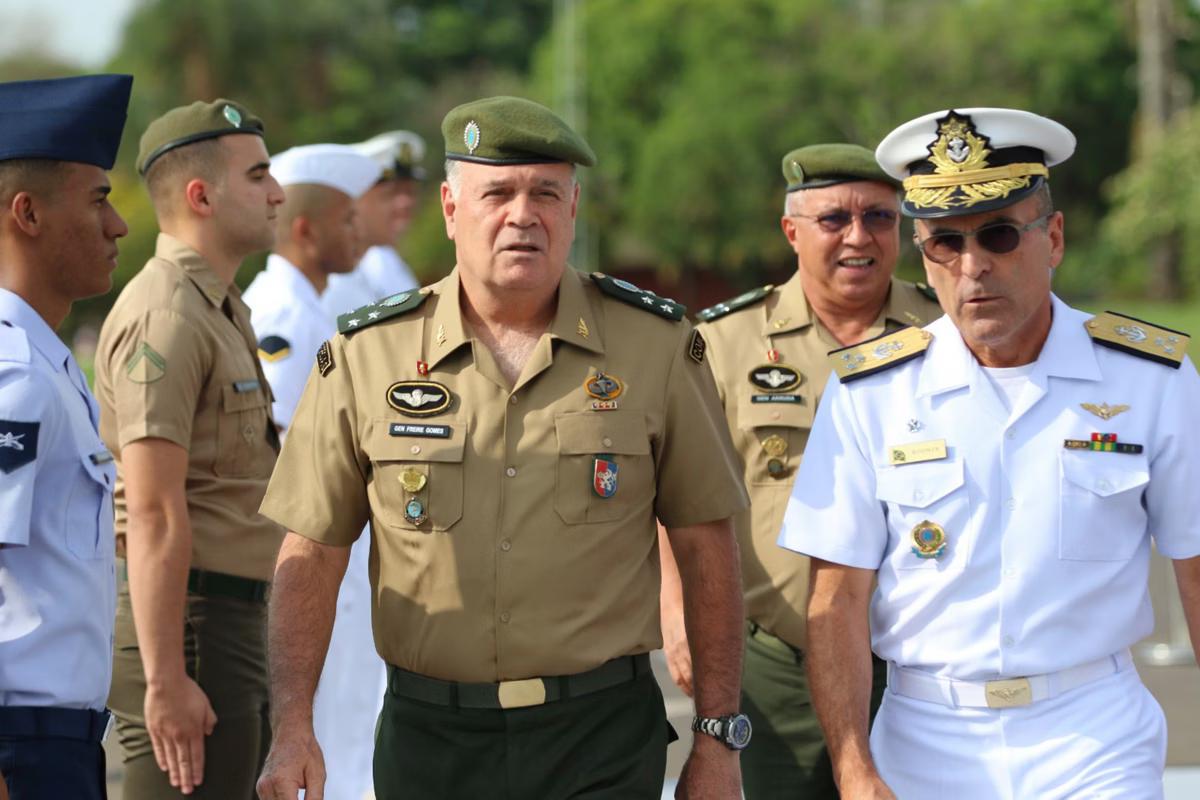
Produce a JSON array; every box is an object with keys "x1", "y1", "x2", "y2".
[{"x1": 904, "y1": 113, "x2": 1048, "y2": 210}]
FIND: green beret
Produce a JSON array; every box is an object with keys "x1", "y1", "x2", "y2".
[
  {"x1": 782, "y1": 143, "x2": 899, "y2": 192},
  {"x1": 442, "y1": 96, "x2": 596, "y2": 167},
  {"x1": 137, "y1": 98, "x2": 265, "y2": 176}
]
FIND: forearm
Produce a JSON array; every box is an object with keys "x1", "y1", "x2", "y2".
[
  {"x1": 658, "y1": 523, "x2": 685, "y2": 621},
  {"x1": 1173, "y1": 555, "x2": 1200, "y2": 663},
  {"x1": 670, "y1": 518, "x2": 743, "y2": 715},
  {"x1": 267, "y1": 532, "x2": 348, "y2": 728},
  {"x1": 126, "y1": 498, "x2": 193, "y2": 685},
  {"x1": 806, "y1": 560, "x2": 878, "y2": 783}
]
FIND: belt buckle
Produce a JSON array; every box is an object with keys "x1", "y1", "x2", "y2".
[
  {"x1": 984, "y1": 677, "x2": 1033, "y2": 709},
  {"x1": 497, "y1": 678, "x2": 547, "y2": 709}
]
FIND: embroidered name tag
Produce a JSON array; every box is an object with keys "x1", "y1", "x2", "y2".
[
  {"x1": 751, "y1": 394, "x2": 804, "y2": 404},
  {"x1": 888, "y1": 439, "x2": 948, "y2": 466},
  {"x1": 233, "y1": 379, "x2": 261, "y2": 393},
  {"x1": 389, "y1": 423, "x2": 452, "y2": 438}
]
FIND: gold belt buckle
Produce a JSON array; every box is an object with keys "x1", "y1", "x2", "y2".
[
  {"x1": 984, "y1": 677, "x2": 1033, "y2": 709},
  {"x1": 497, "y1": 678, "x2": 547, "y2": 709}
]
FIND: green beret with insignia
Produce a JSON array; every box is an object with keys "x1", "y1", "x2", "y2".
[
  {"x1": 442, "y1": 96, "x2": 596, "y2": 167},
  {"x1": 782, "y1": 143, "x2": 899, "y2": 193},
  {"x1": 137, "y1": 98, "x2": 265, "y2": 176}
]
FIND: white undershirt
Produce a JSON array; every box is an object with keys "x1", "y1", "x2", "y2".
[{"x1": 983, "y1": 362, "x2": 1037, "y2": 413}]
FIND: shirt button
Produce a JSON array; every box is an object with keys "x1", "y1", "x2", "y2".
[
  {"x1": 1002, "y1": 635, "x2": 1015, "y2": 647},
  {"x1": 1097, "y1": 479, "x2": 1112, "y2": 492},
  {"x1": 505, "y1": 467, "x2": 517, "y2": 477},
  {"x1": 1006, "y1": 498, "x2": 1016, "y2": 510},
  {"x1": 499, "y1": 539, "x2": 512, "y2": 552},
  {"x1": 770, "y1": 412, "x2": 781, "y2": 421},
  {"x1": 410, "y1": 445, "x2": 421, "y2": 455},
  {"x1": 1005, "y1": 430, "x2": 1015, "y2": 440},
  {"x1": 500, "y1": 612, "x2": 511, "y2": 623},
  {"x1": 243, "y1": 424, "x2": 255, "y2": 439},
  {"x1": 509, "y1": 395, "x2": 518, "y2": 404},
  {"x1": 602, "y1": 437, "x2": 613, "y2": 448},
  {"x1": 1004, "y1": 567, "x2": 1016, "y2": 578},
  {"x1": 912, "y1": 489, "x2": 925, "y2": 502}
]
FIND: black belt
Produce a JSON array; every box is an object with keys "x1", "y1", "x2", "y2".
[
  {"x1": 387, "y1": 653, "x2": 652, "y2": 710},
  {"x1": 117, "y1": 561, "x2": 268, "y2": 603},
  {"x1": 0, "y1": 707, "x2": 111, "y2": 742}
]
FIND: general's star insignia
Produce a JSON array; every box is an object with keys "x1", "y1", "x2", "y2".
[{"x1": 1081, "y1": 402, "x2": 1130, "y2": 421}]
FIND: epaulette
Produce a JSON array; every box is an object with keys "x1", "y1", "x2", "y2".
[
  {"x1": 0, "y1": 322, "x2": 31, "y2": 364},
  {"x1": 337, "y1": 289, "x2": 429, "y2": 334},
  {"x1": 916, "y1": 282, "x2": 938, "y2": 303},
  {"x1": 696, "y1": 285, "x2": 774, "y2": 323},
  {"x1": 1086, "y1": 311, "x2": 1189, "y2": 369},
  {"x1": 829, "y1": 326, "x2": 932, "y2": 383},
  {"x1": 590, "y1": 272, "x2": 684, "y2": 321}
]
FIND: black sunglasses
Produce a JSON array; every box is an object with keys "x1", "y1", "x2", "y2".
[
  {"x1": 791, "y1": 209, "x2": 899, "y2": 234},
  {"x1": 914, "y1": 214, "x2": 1052, "y2": 264}
]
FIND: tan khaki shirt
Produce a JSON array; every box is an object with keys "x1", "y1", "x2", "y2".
[
  {"x1": 698, "y1": 274, "x2": 942, "y2": 648},
  {"x1": 260, "y1": 266, "x2": 749, "y2": 682},
  {"x1": 95, "y1": 233, "x2": 283, "y2": 581}
]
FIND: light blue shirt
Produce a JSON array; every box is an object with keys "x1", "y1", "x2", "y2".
[
  {"x1": 0, "y1": 289, "x2": 115, "y2": 709},
  {"x1": 780, "y1": 296, "x2": 1200, "y2": 680}
]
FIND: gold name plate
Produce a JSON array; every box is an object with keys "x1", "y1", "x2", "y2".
[{"x1": 888, "y1": 439, "x2": 948, "y2": 466}]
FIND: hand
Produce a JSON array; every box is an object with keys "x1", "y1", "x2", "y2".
[
  {"x1": 838, "y1": 771, "x2": 897, "y2": 800},
  {"x1": 256, "y1": 724, "x2": 326, "y2": 800},
  {"x1": 675, "y1": 735, "x2": 741, "y2": 799},
  {"x1": 144, "y1": 675, "x2": 218, "y2": 795},
  {"x1": 661, "y1": 600, "x2": 693, "y2": 696}
]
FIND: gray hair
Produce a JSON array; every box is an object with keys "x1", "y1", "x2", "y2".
[{"x1": 443, "y1": 158, "x2": 578, "y2": 199}]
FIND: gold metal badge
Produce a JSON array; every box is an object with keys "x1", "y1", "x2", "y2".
[
  {"x1": 888, "y1": 439, "x2": 947, "y2": 466},
  {"x1": 577, "y1": 317, "x2": 590, "y2": 338},
  {"x1": 985, "y1": 678, "x2": 1033, "y2": 709},
  {"x1": 399, "y1": 467, "x2": 427, "y2": 494},
  {"x1": 436, "y1": 324, "x2": 447, "y2": 347},
  {"x1": 910, "y1": 520, "x2": 947, "y2": 559},
  {"x1": 761, "y1": 435, "x2": 788, "y2": 458},
  {"x1": 1080, "y1": 402, "x2": 1130, "y2": 421}
]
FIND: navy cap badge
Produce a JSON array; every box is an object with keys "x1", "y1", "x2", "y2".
[{"x1": 911, "y1": 520, "x2": 948, "y2": 559}]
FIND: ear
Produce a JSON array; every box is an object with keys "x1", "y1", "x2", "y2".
[
  {"x1": 780, "y1": 215, "x2": 800, "y2": 251},
  {"x1": 440, "y1": 181, "x2": 457, "y2": 240},
  {"x1": 569, "y1": 181, "x2": 580, "y2": 219},
  {"x1": 8, "y1": 191, "x2": 42, "y2": 237},
  {"x1": 1047, "y1": 211, "x2": 1065, "y2": 270},
  {"x1": 291, "y1": 216, "x2": 314, "y2": 250},
  {"x1": 184, "y1": 178, "x2": 214, "y2": 217}
]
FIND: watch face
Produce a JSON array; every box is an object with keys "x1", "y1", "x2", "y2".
[{"x1": 727, "y1": 714, "x2": 752, "y2": 749}]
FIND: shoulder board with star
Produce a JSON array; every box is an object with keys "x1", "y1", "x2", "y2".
[
  {"x1": 590, "y1": 272, "x2": 684, "y2": 321},
  {"x1": 337, "y1": 289, "x2": 429, "y2": 335},
  {"x1": 1086, "y1": 311, "x2": 1189, "y2": 368},
  {"x1": 828, "y1": 325, "x2": 933, "y2": 383},
  {"x1": 696, "y1": 284, "x2": 774, "y2": 323}
]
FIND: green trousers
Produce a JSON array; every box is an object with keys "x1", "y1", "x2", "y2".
[
  {"x1": 740, "y1": 622, "x2": 887, "y2": 799},
  {"x1": 374, "y1": 670, "x2": 671, "y2": 799},
  {"x1": 108, "y1": 576, "x2": 271, "y2": 800}
]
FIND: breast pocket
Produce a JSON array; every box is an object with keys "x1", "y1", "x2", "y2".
[
  {"x1": 214, "y1": 383, "x2": 272, "y2": 478},
  {"x1": 66, "y1": 449, "x2": 115, "y2": 560},
  {"x1": 737, "y1": 399, "x2": 814, "y2": 486},
  {"x1": 1059, "y1": 450, "x2": 1149, "y2": 561},
  {"x1": 554, "y1": 412, "x2": 654, "y2": 525},
  {"x1": 366, "y1": 419, "x2": 465, "y2": 532},
  {"x1": 875, "y1": 460, "x2": 969, "y2": 570}
]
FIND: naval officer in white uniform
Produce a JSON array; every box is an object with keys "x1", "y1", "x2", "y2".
[
  {"x1": 0, "y1": 73, "x2": 132, "y2": 800},
  {"x1": 780, "y1": 107, "x2": 1200, "y2": 799}
]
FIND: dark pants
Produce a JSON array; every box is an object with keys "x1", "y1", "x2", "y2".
[
  {"x1": 374, "y1": 670, "x2": 671, "y2": 800},
  {"x1": 108, "y1": 580, "x2": 270, "y2": 800},
  {"x1": 740, "y1": 622, "x2": 888, "y2": 799},
  {"x1": 0, "y1": 712, "x2": 106, "y2": 800}
]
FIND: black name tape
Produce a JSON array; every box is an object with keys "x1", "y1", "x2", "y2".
[
  {"x1": 390, "y1": 423, "x2": 452, "y2": 438},
  {"x1": 751, "y1": 394, "x2": 805, "y2": 404}
]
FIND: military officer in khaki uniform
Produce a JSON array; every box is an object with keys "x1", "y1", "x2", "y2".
[
  {"x1": 94, "y1": 100, "x2": 286, "y2": 798},
  {"x1": 659, "y1": 144, "x2": 943, "y2": 798},
  {"x1": 254, "y1": 96, "x2": 751, "y2": 800}
]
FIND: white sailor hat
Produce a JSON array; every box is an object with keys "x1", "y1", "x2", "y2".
[
  {"x1": 351, "y1": 130, "x2": 427, "y2": 180},
  {"x1": 875, "y1": 108, "x2": 1076, "y2": 218},
  {"x1": 270, "y1": 143, "x2": 383, "y2": 199}
]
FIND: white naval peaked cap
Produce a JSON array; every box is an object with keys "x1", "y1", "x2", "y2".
[
  {"x1": 876, "y1": 108, "x2": 1076, "y2": 218},
  {"x1": 270, "y1": 143, "x2": 383, "y2": 198},
  {"x1": 351, "y1": 130, "x2": 427, "y2": 178}
]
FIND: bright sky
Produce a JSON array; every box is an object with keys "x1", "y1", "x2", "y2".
[{"x1": 0, "y1": 0, "x2": 138, "y2": 68}]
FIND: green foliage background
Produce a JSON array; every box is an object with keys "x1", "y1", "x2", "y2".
[{"x1": 3, "y1": 0, "x2": 1199, "y2": 336}]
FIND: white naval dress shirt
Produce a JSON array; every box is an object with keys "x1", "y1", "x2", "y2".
[
  {"x1": 0, "y1": 289, "x2": 115, "y2": 709},
  {"x1": 780, "y1": 295, "x2": 1200, "y2": 681},
  {"x1": 244, "y1": 255, "x2": 335, "y2": 431},
  {"x1": 320, "y1": 245, "x2": 418, "y2": 319}
]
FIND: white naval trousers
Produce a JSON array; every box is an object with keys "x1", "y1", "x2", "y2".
[
  {"x1": 312, "y1": 532, "x2": 387, "y2": 800},
  {"x1": 871, "y1": 664, "x2": 1167, "y2": 799}
]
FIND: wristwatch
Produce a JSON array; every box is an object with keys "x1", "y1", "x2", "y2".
[{"x1": 691, "y1": 713, "x2": 752, "y2": 750}]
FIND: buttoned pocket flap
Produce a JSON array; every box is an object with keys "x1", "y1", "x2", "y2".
[
  {"x1": 737, "y1": 398, "x2": 814, "y2": 431},
  {"x1": 80, "y1": 449, "x2": 117, "y2": 489},
  {"x1": 875, "y1": 460, "x2": 963, "y2": 508},
  {"x1": 367, "y1": 419, "x2": 466, "y2": 463},
  {"x1": 1060, "y1": 449, "x2": 1149, "y2": 497},
  {"x1": 555, "y1": 412, "x2": 650, "y2": 456},
  {"x1": 222, "y1": 383, "x2": 269, "y2": 412}
]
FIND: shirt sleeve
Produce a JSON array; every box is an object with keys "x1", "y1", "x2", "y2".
[
  {"x1": 0, "y1": 366, "x2": 57, "y2": 547},
  {"x1": 778, "y1": 372, "x2": 888, "y2": 569},
  {"x1": 255, "y1": 328, "x2": 313, "y2": 431},
  {"x1": 104, "y1": 309, "x2": 210, "y2": 449},
  {"x1": 259, "y1": 337, "x2": 370, "y2": 546},
  {"x1": 1146, "y1": 355, "x2": 1200, "y2": 559},
  {"x1": 653, "y1": 322, "x2": 749, "y2": 528}
]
